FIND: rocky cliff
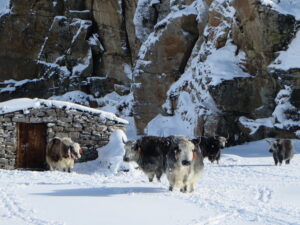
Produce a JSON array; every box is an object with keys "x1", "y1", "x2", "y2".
[{"x1": 0, "y1": 0, "x2": 299, "y2": 143}]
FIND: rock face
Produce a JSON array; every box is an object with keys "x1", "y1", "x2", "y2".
[
  {"x1": 133, "y1": 10, "x2": 199, "y2": 132},
  {"x1": 0, "y1": 0, "x2": 300, "y2": 144}
]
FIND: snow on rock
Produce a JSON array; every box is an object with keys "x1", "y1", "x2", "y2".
[
  {"x1": 133, "y1": 0, "x2": 157, "y2": 42},
  {"x1": 49, "y1": 90, "x2": 93, "y2": 106},
  {"x1": 50, "y1": 90, "x2": 138, "y2": 140},
  {"x1": 239, "y1": 86, "x2": 300, "y2": 135},
  {"x1": 202, "y1": 41, "x2": 250, "y2": 86},
  {"x1": 145, "y1": 0, "x2": 249, "y2": 137},
  {"x1": 239, "y1": 117, "x2": 275, "y2": 135},
  {"x1": 0, "y1": 0, "x2": 10, "y2": 17},
  {"x1": 98, "y1": 92, "x2": 138, "y2": 140},
  {"x1": 260, "y1": 0, "x2": 300, "y2": 20},
  {"x1": 88, "y1": 34, "x2": 104, "y2": 52},
  {"x1": 154, "y1": 3, "x2": 198, "y2": 29},
  {"x1": 269, "y1": 31, "x2": 300, "y2": 70},
  {"x1": 0, "y1": 98, "x2": 128, "y2": 124},
  {"x1": 272, "y1": 86, "x2": 300, "y2": 129}
]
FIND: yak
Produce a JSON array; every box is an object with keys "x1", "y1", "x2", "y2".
[{"x1": 46, "y1": 137, "x2": 82, "y2": 172}]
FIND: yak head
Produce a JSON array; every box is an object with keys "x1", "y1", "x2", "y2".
[
  {"x1": 123, "y1": 140, "x2": 141, "y2": 162},
  {"x1": 69, "y1": 142, "x2": 82, "y2": 160},
  {"x1": 216, "y1": 136, "x2": 227, "y2": 149},
  {"x1": 267, "y1": 139, "x2": 281, "y2": 153},
  {"x1": 170, "y1": 136, "x2": 195, "y2": 166}
]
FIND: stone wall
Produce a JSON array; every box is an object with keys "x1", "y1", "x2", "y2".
[{"x1": 0, "y1": 107, "x2": 125, "y2": 169}]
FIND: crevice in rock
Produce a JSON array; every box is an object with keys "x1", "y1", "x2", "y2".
[
  {"x1": 120, "y1": 0, "x2": 133, "y2": 67},
  {"x1": 178, "y1": 35, "x2": 198, "y2": 75},
  {"x1": 152, "y1": 2, "x2": 159, "y2": 27}
]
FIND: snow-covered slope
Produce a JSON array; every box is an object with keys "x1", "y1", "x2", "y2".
[{"x1": 1, "y1": 139, "x2": 300, "y2": 225}]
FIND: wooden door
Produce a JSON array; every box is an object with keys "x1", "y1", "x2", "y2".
[{"x1": 17, "y1": 123, "x2": 47, "y2": 170}]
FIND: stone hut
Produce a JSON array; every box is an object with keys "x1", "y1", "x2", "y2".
[{"x1": 0, "y1": 98, "x2": 128, "y2": 170}]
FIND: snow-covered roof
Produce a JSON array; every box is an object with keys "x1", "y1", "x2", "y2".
[{"x1": 0, "y1": 98, "x2": 128, "y2": 124}]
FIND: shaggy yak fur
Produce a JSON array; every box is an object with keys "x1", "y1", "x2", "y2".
[
  {"x1": 166, "y1": 136, "x2": 204, "y2": 193},
  {"x1": 46, "y1": 137, "x2": 82, "y2": 172},
  {"x1": 267, "y1": 139, "x2": 294, "y2": 166},
  {"x1": 192, "y1": 136, "x2": 227, "y2": 164}
]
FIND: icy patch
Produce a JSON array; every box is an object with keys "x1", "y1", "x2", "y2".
[
  {"x1": 260, "y1": 0, "x2": 300, "y2": 20},
  {"x1": 269, "y1": 31, "x2": 300, "y2": 71}
]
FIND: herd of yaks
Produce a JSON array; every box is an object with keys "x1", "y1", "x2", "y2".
[{"x1": 45, "y1": 135, "x2": 294, "y2": 193}]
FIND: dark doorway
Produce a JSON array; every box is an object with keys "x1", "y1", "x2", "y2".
[{"x1": 17, "y1": 123, "x2": 47, "y2": 170}]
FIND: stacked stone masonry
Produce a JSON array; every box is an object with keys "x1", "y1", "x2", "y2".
[{"x1": 0, "y1": 107, "x2": 126, "y2": 169}]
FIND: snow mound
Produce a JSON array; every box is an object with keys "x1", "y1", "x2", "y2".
[
  {"x1": 98, "y1": 129, "x2": 132, "y2": 173},
  {"x1": 75, "y1": 129, "x2": 135, "y2": 175}
]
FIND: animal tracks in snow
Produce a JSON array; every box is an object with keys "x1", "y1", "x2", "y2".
[
  {"x1": 0, "y1": 186, "x2": 63, "y2": 225},
  {"x1": 256, "y1": 187, "x2": 272, "y2": 203}
]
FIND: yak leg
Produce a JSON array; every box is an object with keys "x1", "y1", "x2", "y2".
[
  {"x1": 278, "y1": 155, "x2": 283, "y2": 166},
  {"x1": 155, "y1": 170, "x2": 163, "y2": 182},
  {"x1": 147, "y1": 172, "x2": 155, "y2": 182},
  {"x1": 273, "y1": 155, "x2": 278, "y2": 166},
  {"x1": 180, "y1": 185, "x2": 187, "y2": 193},
  {"x1": 216, "y1": 152, "x2": 221, "y2": 164}
]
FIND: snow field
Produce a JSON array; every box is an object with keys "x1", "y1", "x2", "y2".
[{"x1": 0, "y1": 139, "x2": 300, "y2": 225}]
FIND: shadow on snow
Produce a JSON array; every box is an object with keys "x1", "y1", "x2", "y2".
[
  {"x1": 218, "y1": 164, "x2": 274, "y2": 168},
  {"x1": 35, "y1": 186, "x2": 166, "y2": 197}
]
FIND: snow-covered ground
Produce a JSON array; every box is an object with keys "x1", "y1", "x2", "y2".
[{"x1": 1, "y1": 139, "x2": 300, "y2": 225}]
